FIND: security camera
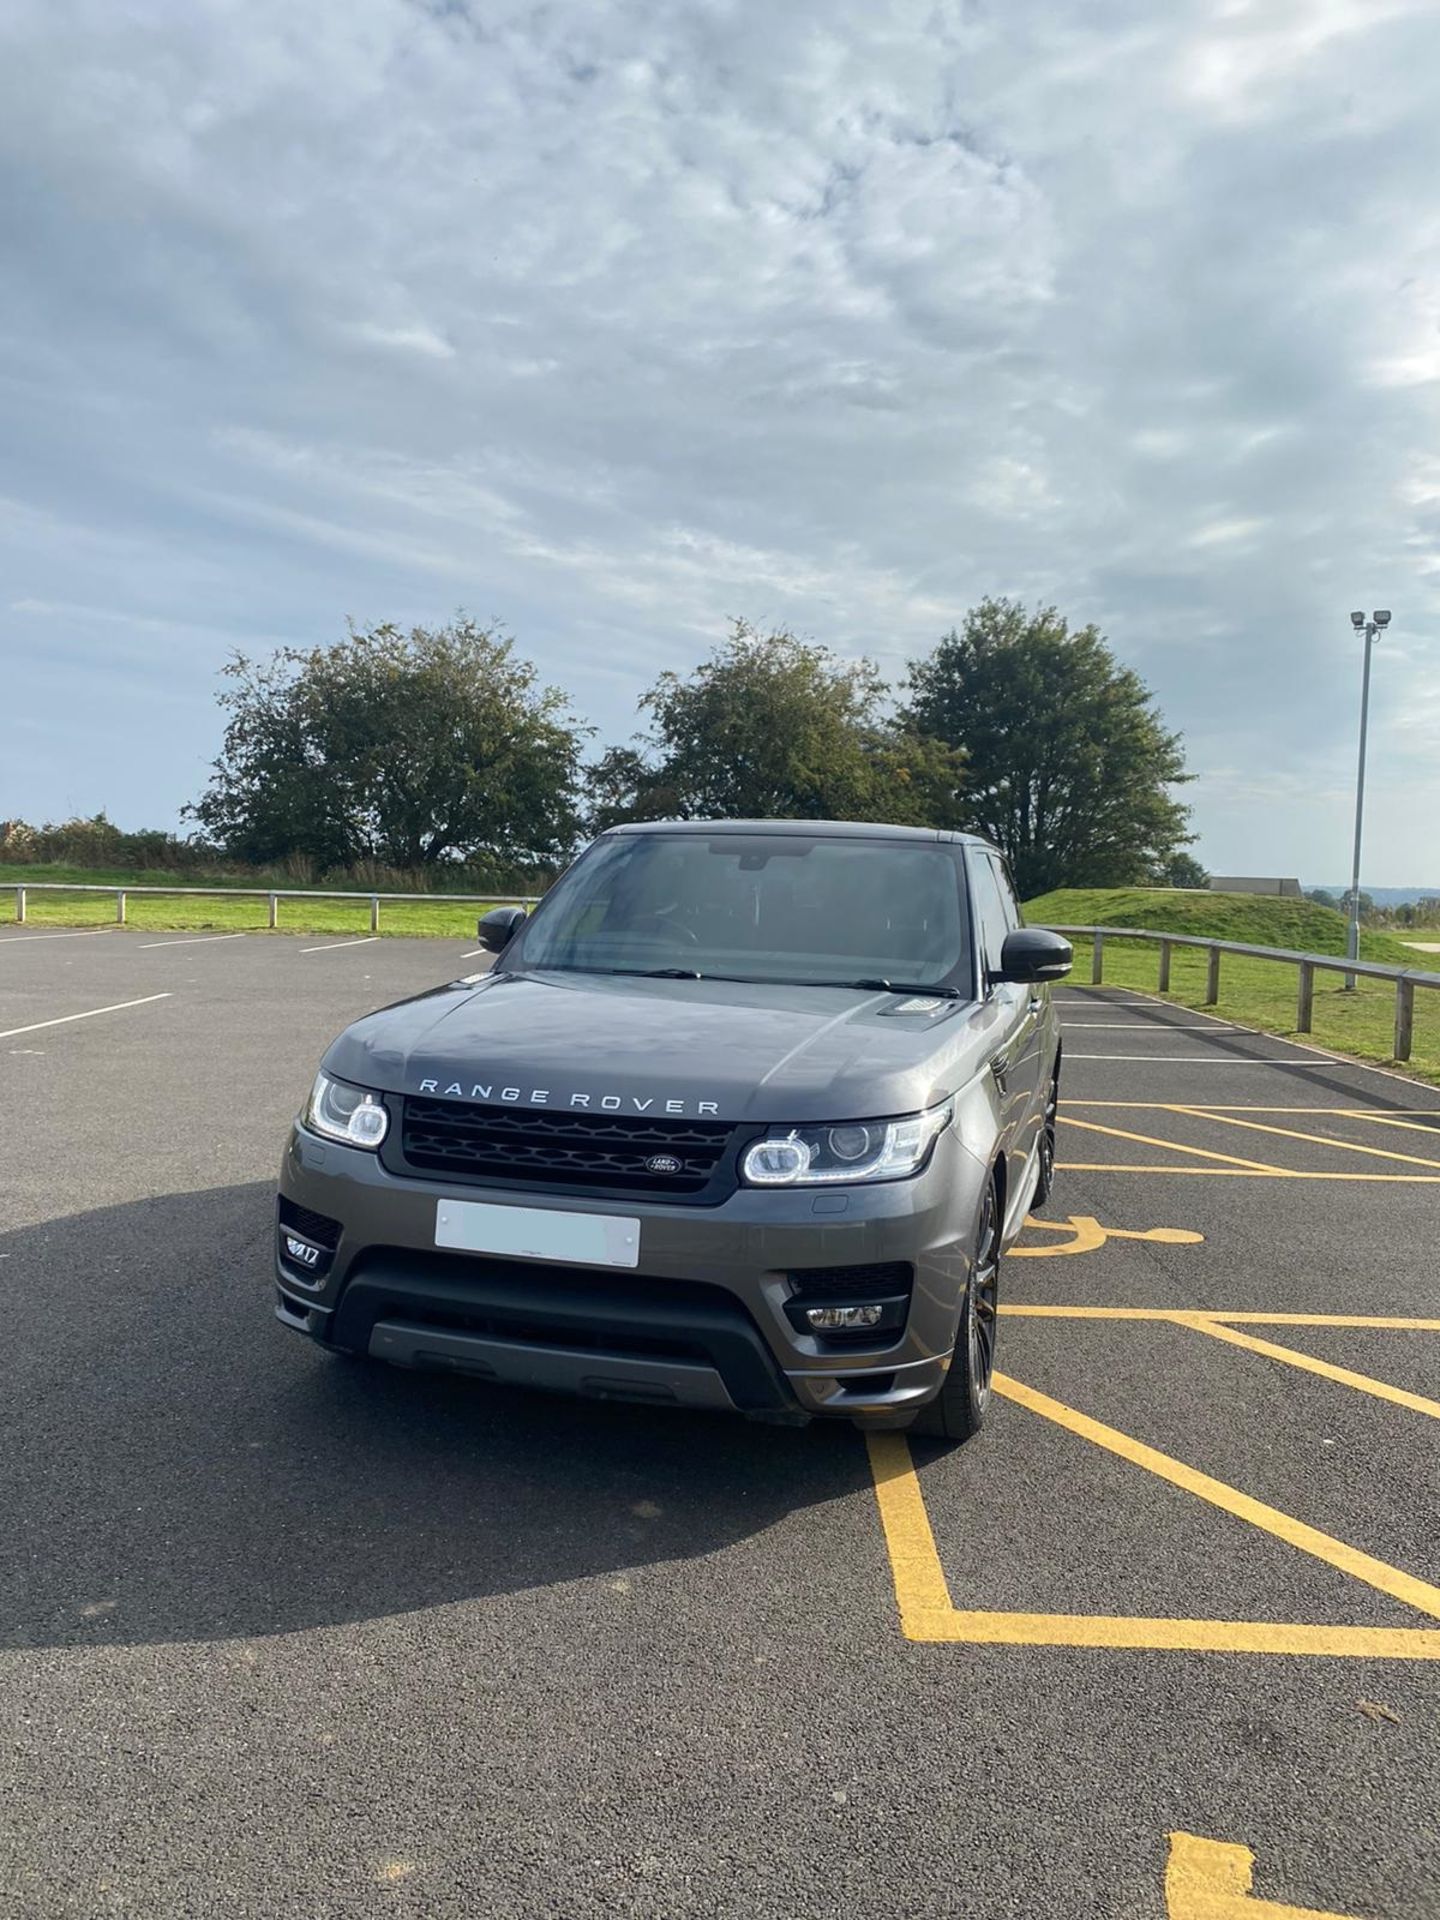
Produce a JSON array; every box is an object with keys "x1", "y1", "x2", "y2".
[
  {"x1": 1350, "y1": 611, "x2": 1366, "y2": 628},
  {"x1": 1373, "y1": 609, "x2": 1392, "y2": 627}
]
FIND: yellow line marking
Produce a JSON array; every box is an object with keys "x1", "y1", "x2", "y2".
[
  {"x1": 1174, "y1": 1315, "x2": 1440, "y2": 1420},
  {"x1": 1213, "y1": 1312, "x2": 1440, "y2": 1328},
  {"x1": 1000, "y1": 1307, "x2": 1440, "y2": 1329},
  {"x1": 1166, "y1": 1832, "x2": 1356, "y2": 1919},
  {"x1": 1062, "y1": 1104, "x2": 1440, "y2": 1115},
  {"x1": 1062, "y1": 1114, "x2": 1286, "y2": 1173},
  {"x1": 1168, "y1": 1105, "x2": 1440, "y2": 1172},
  {"x1": 1343, "y1": 1112, "x2": 1440, "y2": 1139},
  {"x1": 1058, "y1": 1162, "x2": 1440, "y2": 1181},
  {"x1": 863, "y1": 1428, "x2": 1440, "y2": 1658},
  {"x1": 864, "y1": 1432, "x2": 955, "y2": 1617}
]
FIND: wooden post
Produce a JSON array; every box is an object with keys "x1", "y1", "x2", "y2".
[
  {"x1": 1091, "y1": 931, "x2": 1104, "y2": 985},
  {"x1": 1296, "y1": 961, "x2": 1314, "y2": 1033},
  {"x1": 14, "y1": 885, "x2": 24, "y2": 924},
  {"x1": 116, "y1": 890, "x2": 127, "y2": 925},
  {"x1": 1157, "y1": 939, "x2": 1172, "y2": 992},
  {"x1": 370, "y1": 894, "x2": 380, "y2": 934},
  {"x1": 1205, "y1": 945, "x2": 1221, "y2": 1005},
  {"x1": 1394, "y1": 979, "x2": 1415, "y2": 1062},
  {"x1": 268, "y1": 892, "x2": 279, "y2": 930}
]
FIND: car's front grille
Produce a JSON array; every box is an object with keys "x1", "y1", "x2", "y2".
[{"x1": 399, "y1": 1097, "x2": 736, "y2": 1195}]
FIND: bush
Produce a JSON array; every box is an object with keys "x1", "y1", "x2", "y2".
[
  {"x1": 0, "y1": 814, "x2": 217, "y2": 871},
  {"x1": 0, "y1": 816, "x2": 559, "y2": 897}
]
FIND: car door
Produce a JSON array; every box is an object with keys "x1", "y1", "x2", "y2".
[{"x1": 968, "y1": 850, "x2": 1044, "y2": 1227}]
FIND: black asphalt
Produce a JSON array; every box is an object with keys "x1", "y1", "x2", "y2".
[{"x1": 2, "y1": 930, "x2": 1438, "y2": 1918}]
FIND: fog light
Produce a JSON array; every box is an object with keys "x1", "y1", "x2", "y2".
[
  {"x1": 805, "y1": 1303, "x2": 884, "y2": 1331},
  {"x1": 284, "y1": 1233, "x2": 324, "y2": 1273}
]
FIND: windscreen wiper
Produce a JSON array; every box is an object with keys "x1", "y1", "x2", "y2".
[
  {"x1": 828, "y1": 979, "x2": 965, "y2": 997},
  {"x1": 601, "y1": 966, "x2": 705, "y2": 980}
]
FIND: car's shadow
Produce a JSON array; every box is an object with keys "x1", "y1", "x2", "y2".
[{"x1": 1, "y1": 1182, "x2": 872, "y2": 1649}]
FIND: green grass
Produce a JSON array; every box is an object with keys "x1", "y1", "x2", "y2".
[
  {"x1": 1024, "y1": 888, "x2": 1440, "y2": 1088},
  {"x1": 2, "y1": 866, "x2": 523, "y2": 939},
  {"x1": 1023, "y1": 885, "x2": 1423, "y2": 965}
]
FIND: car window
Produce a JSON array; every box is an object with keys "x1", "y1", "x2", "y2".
[
  {"x1": 988, "y1": 854, "x2": 1022, "y2": 931},
  {"x1": 968, "y1": 852, "x2": 1011, "y2": 977},
  {"x1": 517, "y1": 832, "x2": 970, "y2": 987}
]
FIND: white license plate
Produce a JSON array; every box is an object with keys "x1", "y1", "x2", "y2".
[{"x1": 434, "y1": 1199, "x2": 641, "y2": 1269}]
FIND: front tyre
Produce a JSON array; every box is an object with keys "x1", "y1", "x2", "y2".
[
  {"x1": 907, "y1": 1175, "x2": 1001, "y2": 1443},
  {"x1": 1030, "y1": 1069, "x2": 1060, "y2": 1211}
]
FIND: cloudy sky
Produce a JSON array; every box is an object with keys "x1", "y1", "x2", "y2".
[{"x1": 3, "y1": 0, "x2": 1438, "y2": 883}]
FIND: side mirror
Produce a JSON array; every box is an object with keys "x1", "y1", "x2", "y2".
[
  {"x1": 994, "y1": 927, "x2": 1073, "y2": 984},
  {"x1": 476, "y1": 905, "x2": 528, "y2": 953}
]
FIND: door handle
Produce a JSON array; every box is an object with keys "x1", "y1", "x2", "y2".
[{"x1": 1028, "y1": 995, "x2": 1043, "y2": 1014}]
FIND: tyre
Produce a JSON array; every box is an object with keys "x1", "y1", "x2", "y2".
[
  {"x1": 1029, "y1": 1068, "x2": 1060, "y2": 1211},
  {"x1": 906, "y1": 1174, "x2": 1002, "y2": 1443}
]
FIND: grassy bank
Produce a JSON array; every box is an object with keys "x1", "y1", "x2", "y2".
[
  {"x1": 2, "y1": 867, "x2": 529, "y2": 939},
  {"x1": 1023, "y1": 886, "x2": 1423, "y2": 965},
  {"x1": 1026, "y1": 889, "x2": 1440, "y2": 1089}
]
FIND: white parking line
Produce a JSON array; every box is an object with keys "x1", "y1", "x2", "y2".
[
  {"x1": 0, "y1": 928, "x2": 117, "y2": 945},
  {"x1": 138, "y1": 933, "x2": 248, "y2": 950},
  {"x1": 1067, "y1": 1055, "x2": 1321, "y2": 1065},
  {"x1": 1062, "y1": 1021, "x2": 1238, "y2": 1030},
  {"x1": 1067, "y1": 986, "x2": 1437, "y2": 1089},
  {"x1": 460, "y1": 947, "x2": 487, "y2": 958},
  {"x1": 0, "y1": 992, "x2": 173, "y2": 1041},
  {"x1": 300, "y1": 937, "x2": 380, "y2": 954}
]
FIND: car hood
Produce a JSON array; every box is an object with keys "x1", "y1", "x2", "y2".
[{"x1": 323, "y1": 968, "x2": 999, "y2": 1124}]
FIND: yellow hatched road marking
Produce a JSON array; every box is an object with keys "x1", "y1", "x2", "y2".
[
  {"x1": 1166, "y1": 1105, "x2": 1440, "y2": 1172},
  {"x1": 1057, "y1": 1162, "x2": 1440, "y2": 1181},
  {"x1": 1061, "y1": 1114, "x2": 1285, "y2": 1173},
  {"x1": 993, "y1": 1373, "x2": 1440, "y2": 1618},
  {"x1": 864, "y1": 1427, "x2": 1440, "y2": 1658},
  {"x1": 1338, "y1": 1112, "x2": 1440, "y2": 1139},
  {"x1": 999, "y1": 1306, "x2": 1440, "y2": 1330},
  {"x1": 1175, "y1": 1315, "x2": 1440, "y2": 1421},
  {"x1": 1062, "y1": 1104, "x2": 1440, "y2": 1115}
]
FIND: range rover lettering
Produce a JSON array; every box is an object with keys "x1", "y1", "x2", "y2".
[{"x1": 275, "y1": 820, "x2": 1071, "y2": 1440}]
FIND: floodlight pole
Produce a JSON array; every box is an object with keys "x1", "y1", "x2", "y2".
[{"x1": 1343, "y1": 611, "x2": 1387, "y2": 990}]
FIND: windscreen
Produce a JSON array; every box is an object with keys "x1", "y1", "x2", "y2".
[{"x1": 516, "y1": 833, "x2": 968, "y2": 988}]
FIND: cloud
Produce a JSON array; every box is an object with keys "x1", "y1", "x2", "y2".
[
  {"x1": 347, "y1": 321, "x2": 456, "y2": 359},
  {"x1": 1, "y1": 0, "x2": 1438, "y2": 880}
]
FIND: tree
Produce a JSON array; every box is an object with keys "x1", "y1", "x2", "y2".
[
  {"x1": 1161, "y1": 851, "x2": 1210, "y2": 889},
  {"x1": 186, "y1": 619, "x2": 584, "y2": 871},
  {"x1": 586, "y1": 619, "x2": 963, "y2": 830},
  {"x1": 900, "y1": 598, "x2": 1192, "y2": 899}
]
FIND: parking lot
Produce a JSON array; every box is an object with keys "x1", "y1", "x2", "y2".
[{"x1": 3, "y1": 929, "x2": 1438, "y2": 1918}]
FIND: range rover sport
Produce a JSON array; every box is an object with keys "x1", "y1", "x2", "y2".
[{"x1": 274, "y1": 820, "x2": 1071, "y2": 1439}]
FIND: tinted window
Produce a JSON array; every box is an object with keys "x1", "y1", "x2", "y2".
[
  {"x1": 988, "y1": 854, "x2": 1021, "y2": 931},
  {"x1": 968, "y1": 852, "x2": 1011, "y2": 975},
  {"x1": 517, "y1": 833, "x2": 969, "y2": 987}
]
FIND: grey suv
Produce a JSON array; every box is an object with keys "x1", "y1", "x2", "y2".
[{"x1": 274, "y1": 820, "x2": 1071, "y2": 1439}]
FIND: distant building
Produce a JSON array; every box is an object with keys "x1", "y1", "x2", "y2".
[{"x1": 1209, "y1": 876, "x2": 1302, "y2": 898}]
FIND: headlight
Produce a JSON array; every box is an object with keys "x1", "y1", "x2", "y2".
[
  {"x1": 740, "y1": 1101, "x2": 952, "y2": 1187},
  {"x1": 304, "y1": 1071, "x2": 390, "y2": 1149}
]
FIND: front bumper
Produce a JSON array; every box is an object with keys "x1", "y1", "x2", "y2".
[{"x1": 275, "y1": 1121, "x2": 988, "y2": 1423}]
